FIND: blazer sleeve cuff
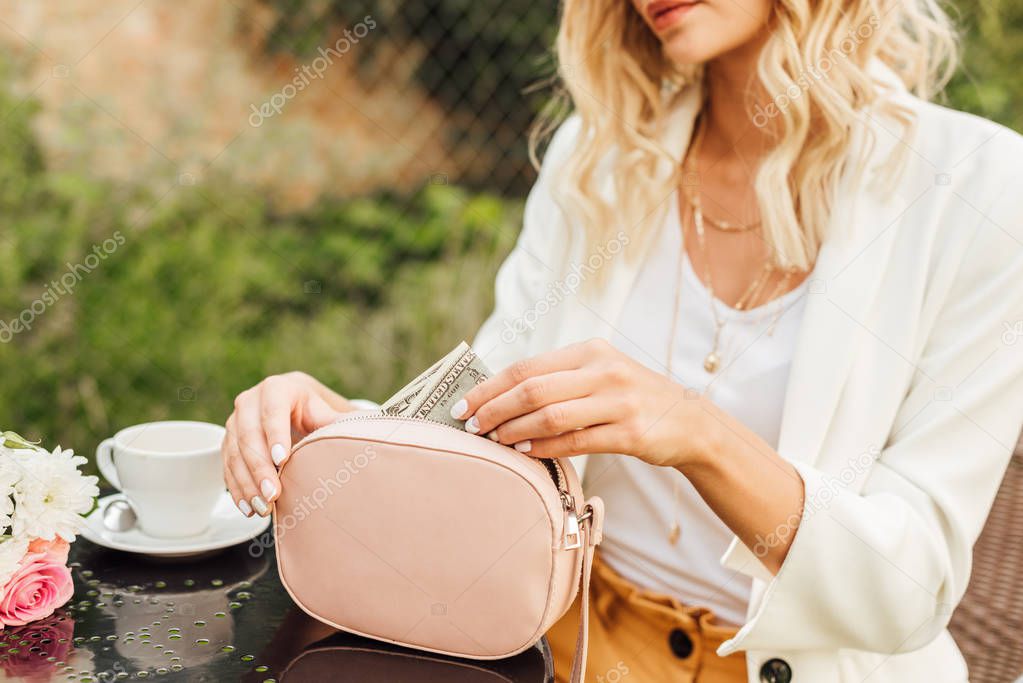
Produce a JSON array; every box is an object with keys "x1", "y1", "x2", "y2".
[
  {"x1": 715, "y1": 461, "x2": 829, "y2": 656},
  {"x1": 716, "y1": 458, "x2": 955, "y2": 656}
]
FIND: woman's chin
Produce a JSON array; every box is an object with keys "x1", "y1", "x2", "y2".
[
  {"x1": 656, "y1": 12, "x2": 769, "y2": 69},
  {"x1": 661, "y1": 41, "x2": 719, "y2": 69}
]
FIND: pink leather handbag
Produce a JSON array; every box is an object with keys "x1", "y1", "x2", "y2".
[{"x1": 273, "y1": 412, "x2": 605, "y2": 683}]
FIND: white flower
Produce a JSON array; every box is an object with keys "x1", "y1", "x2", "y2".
[
  {"x1": 9, "y1": 446, "x2": 99, "y2": 542},
  {"x1": 0, "y1": 536, "x2": 28, "y2": 588},
  {"x1": 0, "y1": 458, "x2": 19, "y2": 535}
]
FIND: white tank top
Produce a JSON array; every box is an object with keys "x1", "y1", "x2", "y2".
[{"x1": 586, "y1": 193, "x2": 809, "y2": 627}]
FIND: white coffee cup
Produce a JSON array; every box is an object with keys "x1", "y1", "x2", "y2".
[{"x1": 96, "y1": 421, "x2": 226, "y2": 538}]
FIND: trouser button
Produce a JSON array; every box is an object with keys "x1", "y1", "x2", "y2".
[{"x1": 668, "y1": 628, "x2": 693, "y2": 659}]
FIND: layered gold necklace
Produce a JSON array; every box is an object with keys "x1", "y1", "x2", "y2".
[
  {"x1": 680, "y1": 115, "x2": 793, "y2": 374},
  {"x1": 663, "y1": 115, "x2": 800, "y2": 545}
]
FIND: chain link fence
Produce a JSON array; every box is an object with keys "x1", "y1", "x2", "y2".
[{"x1": 252, "y1": 0, "x2": 560, "y2": 198}]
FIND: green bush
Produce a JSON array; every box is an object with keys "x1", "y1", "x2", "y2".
[{"x1": 946, "y1": 0, "x2": 1023, "y2": 134}]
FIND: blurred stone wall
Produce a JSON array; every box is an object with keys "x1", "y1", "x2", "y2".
[{"x1": 0, "y1": 1, "x2": 455, "y2": 208}]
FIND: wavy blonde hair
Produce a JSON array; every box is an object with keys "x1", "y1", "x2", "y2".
[{"x1": 531, "y1": 0, "x2": 959, "y2": 272}]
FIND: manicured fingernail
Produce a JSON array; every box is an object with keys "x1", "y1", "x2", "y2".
[
  {"x1": 251, "y1": 495, "x2": 269, "y2": 516},
  {"x1": 487, "y1": 431, "x2": 500, "y2": 442},
  {"x1": 237, "y1": 499, "x2": 253, "y2": 517},
  {"x1": 514, "y1": 440, "x2": 532, "y2": 453},
  {"x1": 271, "y1": 443, "x2": 287, "y2": 466},
  {"x1": 450, "y1": 399, "x2": 469, "y2": 420},
  {"x1": 464, "y1": 416, "x2": 480, "y2": 434},
  {"x1": 260, "y1": 479, "x2": 277, "y2": 500}
]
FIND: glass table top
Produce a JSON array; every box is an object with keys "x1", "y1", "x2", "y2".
[{"x1": 0, "y1": 537, "x2": 553, "y2": 682}]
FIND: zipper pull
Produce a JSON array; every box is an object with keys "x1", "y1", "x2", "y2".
[{"x1": 561, "y1": 491, "x2": 581, "y2": 550}]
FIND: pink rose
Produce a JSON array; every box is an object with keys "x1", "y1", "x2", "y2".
[
  {"x1": 26, "y1": 538, "x2": 70, "y2": 563},
  {"x1": 0, "y1": 540, "x2": 74, "y2": 627}
]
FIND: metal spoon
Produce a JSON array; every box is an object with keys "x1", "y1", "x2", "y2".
[{"x1": 102, "y1": 498, "x2": 138, "y2": 532}]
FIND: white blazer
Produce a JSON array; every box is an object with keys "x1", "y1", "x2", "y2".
[{"x1": 472, "y1": 67, "x2": 1023, "y2": 682}]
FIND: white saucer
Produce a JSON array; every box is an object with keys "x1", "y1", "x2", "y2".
[{"x1": 80, "y1": 492, "x2": 271, "y2": 558}]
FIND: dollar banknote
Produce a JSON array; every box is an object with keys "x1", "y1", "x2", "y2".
[
  {"x1": 380, "y1": 341, "x2": 492, "y2": 429},
  {"x1": 380, "y1": 342, "x2": 467, "y2": 416}
]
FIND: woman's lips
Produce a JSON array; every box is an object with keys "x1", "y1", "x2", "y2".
[{"x1": 647, "y1": 0, "x2": 701, "y2": 31}]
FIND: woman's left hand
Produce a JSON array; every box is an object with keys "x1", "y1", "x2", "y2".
[{"x1": 452, "y1": 338, "x2": 713, "y2": 467}]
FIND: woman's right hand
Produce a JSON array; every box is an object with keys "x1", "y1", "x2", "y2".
[{"x1": 222, "y1": 372, "x2": 354, "y2": 517}]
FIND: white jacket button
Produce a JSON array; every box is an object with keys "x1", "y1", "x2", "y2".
[{"x1": 759, "y1": 658, "x2": 792, "y2": 683}]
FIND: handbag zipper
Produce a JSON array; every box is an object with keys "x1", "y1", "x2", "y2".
[
  {"x1": 559, "y1": 489, "x2": 582, "y2": 550},
  {"x1": 324, "y1": 412, "x2": 581, "y2": 549}
]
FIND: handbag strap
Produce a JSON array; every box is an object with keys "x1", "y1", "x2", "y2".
[{"x1": 569, "y1": 497, "x2": 604, "y2": 683}]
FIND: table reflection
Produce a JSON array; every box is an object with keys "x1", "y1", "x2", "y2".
[
  {"x1": 0, "y1": 539, "x2": 552, "y2": 682},
  {"x1": 243, "y1": 608, "x2": 552, "y2": 683}
]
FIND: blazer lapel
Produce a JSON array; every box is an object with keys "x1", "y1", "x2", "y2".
[
  {"x1": 776, "y1": 117, "x2": 910, "y2": 467},
  {"x1": 730, "y1": 110, "x2": 914, "y2": 598}
]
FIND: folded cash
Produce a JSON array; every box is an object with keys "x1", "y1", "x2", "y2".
[{"x1": 381, "y1": 341, "x2": 492, "y2": 429}]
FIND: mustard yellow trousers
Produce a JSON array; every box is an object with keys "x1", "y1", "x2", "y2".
[{"x1": 547, "y1": 552, "x2": 747, "y2": 682}]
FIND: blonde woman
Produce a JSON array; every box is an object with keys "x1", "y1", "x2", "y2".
[{"x1": 222, "y1": 0, "x2": 1023, "y2": 680}]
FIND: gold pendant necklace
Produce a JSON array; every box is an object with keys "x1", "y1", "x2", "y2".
[
  {"x1": 703, "y1": 320, "x2": 723, "y2": 374},
  {"x1": 691, "y1": 191, "x2": 728, "y2": 374},
  {"x1": 683, "y1": 115, "x2": 727, "y2": 374},
  {"x1": 682, "y1": 115, "x2": 782, "y2": 375},
  {"x1": 664, "y1": 183, "x2": 688, "y2": 545}
]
